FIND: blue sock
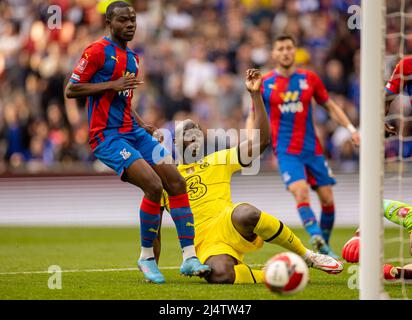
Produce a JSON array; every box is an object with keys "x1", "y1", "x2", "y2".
[
  {"x1": 169, "y1": 193, "x2": 195, "y2": 249},
  {"x1": 139, "y1": 197, "x2": 161, "y2": 249},
  {"x1": 297, "y1": 202, "x2": 322, "y2": 238},
  {"x1": 320, "y1": 204, "x2": 335, "y2": 244}
]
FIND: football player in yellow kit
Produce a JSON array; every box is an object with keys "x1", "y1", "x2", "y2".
[{"x1": 162, "y1": 69, "x2": 343, "y2": 284}]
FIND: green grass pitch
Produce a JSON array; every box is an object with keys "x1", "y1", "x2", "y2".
[{"x1": 0, "y1": 226, "x2": 410, "y2": 300}]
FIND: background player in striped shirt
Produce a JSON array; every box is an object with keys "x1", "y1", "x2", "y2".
[
  {"x1": 260, "y1": 35, "x2": 360, "y2": 258},
  {"x1": 65, "y1": 1, "x2": 210, "y2": 284},
  {"x1": 385, "y1": 56, "x2": 412, "y2": 136}
]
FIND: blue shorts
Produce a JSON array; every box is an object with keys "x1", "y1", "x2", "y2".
[
  {"x1": 93, "y1": 127, "x2": 170, "y2": 177},
  {"x1": 277, "y1": 152, "x2": 336, "y2": 189}
]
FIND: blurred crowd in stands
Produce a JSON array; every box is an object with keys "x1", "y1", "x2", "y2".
[{"x1": 0, "y1": 0, "x2": 410, "y2": 175}]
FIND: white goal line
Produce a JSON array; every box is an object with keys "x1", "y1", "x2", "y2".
[{"x1": 0, "y1": 264, "x2": 263, "y2": 276}]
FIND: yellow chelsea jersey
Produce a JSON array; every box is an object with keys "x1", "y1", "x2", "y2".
[{"x1": 162, "y1": 147, "x2": 243, "y2": 232}]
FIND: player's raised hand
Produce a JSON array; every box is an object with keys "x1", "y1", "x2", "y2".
[
  {"x1": 245, "y1": 69, "x2": 262, "y2": 93},
  {"x1": 112, "y1": 74, "x2": 144, "y2": 91}
]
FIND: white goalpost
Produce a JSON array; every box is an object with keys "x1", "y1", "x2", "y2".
[{"x1": 360, "y1": 0, "x2": 386, "y2": 300}]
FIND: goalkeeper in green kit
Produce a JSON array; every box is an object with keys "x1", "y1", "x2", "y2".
[{"x1": 342, "y1": 199, "x2": 412, "y2": 280}]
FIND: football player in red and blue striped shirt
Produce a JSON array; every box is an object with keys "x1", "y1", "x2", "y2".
[
  {"x1": 65, "y1": 1, "x2": 210, "y2": 283},
  {"x1": 385, "y1": 56, "x2": 412, "y2": 101},
  {"x1": 260, "y1": 35, "x2": 360, "y2": 258},
  {"x1": 384, "y1": 56, "x2": 412, "y2": 136}
]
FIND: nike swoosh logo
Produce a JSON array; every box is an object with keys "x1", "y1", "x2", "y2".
[
  {"x1": 319, "y1": 262, "x2": 343, "y2": 273},
  {"x1": 148, "y1": 228, "x2": 158, "y2": 234},
  {"x1": 186, "y1": 222, "x2": 195, "y2": 227},
  {"x1": 322, "y1": 263, "x2": 341, "y2": 269}
]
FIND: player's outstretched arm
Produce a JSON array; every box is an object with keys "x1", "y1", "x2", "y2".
[
  {"x1": 238, "y1": 69, "x2": 270, "y2": 165},
  {"x1": 322, "y1": 99, "x2": 360, "y2": 146},
  {"x1": 65, "y1": 74, "x2": 143, "y2": 99}
]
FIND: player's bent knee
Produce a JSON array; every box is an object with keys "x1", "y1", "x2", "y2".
[
  {"x1": 318, "y1": 187, "x2": 334, "y2": 206},
  {"x1": 289, "y1": 182, "x2": 310, "y2": 203},
  {"x1": 205, "y1": 256, "x2": 236, "y2": 284},
  {"x1": 232, "y1": 204, "x2": 261, "y2": 229},
  {"x1": 144, "y1": 178, "x2": 164, "y2": 200},
  {"x1": 164, "y1": 175, "x2": 187, "y2": 196},
  {"x1": 294, "y1": 189, "x2": 310, "y2": 203},
  {"x1": 206, "y1": 267, "x2": 235, "y2": 284}
]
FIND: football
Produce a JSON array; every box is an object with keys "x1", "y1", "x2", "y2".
[{"x1": 263, "y1": 252, "x2": 309, "y2": 295}]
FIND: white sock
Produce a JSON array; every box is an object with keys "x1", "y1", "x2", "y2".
[
  {"x1": 140, "y1": 247, "x2": 155, "y2": 260},
  {"x1": 302, "y1": 249, "x2": 312, "y2": 261},
  {"x1": 182, "y1": 245, "x2": 196, "y2": 261}
]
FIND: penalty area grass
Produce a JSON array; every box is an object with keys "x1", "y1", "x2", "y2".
[{"x1": 0, "y1": 227, "x2": 410, "y2": 300}]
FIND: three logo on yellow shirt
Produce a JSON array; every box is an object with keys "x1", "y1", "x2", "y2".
[{"x1": 186, "y1": 175, "x2": 207, "y2": 201}]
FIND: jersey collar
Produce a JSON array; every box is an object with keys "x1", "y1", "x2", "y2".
[
  {"x1": 274, "y1": 68, "x2": 299, "y2": 79},
  {"x1": 178, "y1": 158, "x2": 206, "y2": 170},
  {"x1": 103, "y1": 36, "x2": 134, "y2": 54}
]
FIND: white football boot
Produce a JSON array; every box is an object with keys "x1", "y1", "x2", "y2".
[{"x1": 304, "y1": 250, "x2": 344, "y2": 274}]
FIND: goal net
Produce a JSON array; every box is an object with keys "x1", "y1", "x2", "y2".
[
  {"x1": 361, "y1": 0, "x2": 412, "y2": 300},
  {"x1": 383, "y1": 0, "x2": 412, "y2": 300}
]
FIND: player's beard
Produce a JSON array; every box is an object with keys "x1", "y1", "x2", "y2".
[
  {"x1": 122, "y1": 32, "x2": 135, "y2": 41},
  {"x1": 119, "y1": 27, "x2": 136, "y2": 42}
]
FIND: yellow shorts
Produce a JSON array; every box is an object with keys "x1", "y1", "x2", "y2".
[{"x1": 195, "y1": 202, "x2": 264, "y2": 264}]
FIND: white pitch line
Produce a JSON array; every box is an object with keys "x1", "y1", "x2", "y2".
[
  {"x1": 0, "y1": 264, "x2": 262, "y2": 276},
  {"x1": 0, "y1": 266, "x2": 173, "y2": 276}
]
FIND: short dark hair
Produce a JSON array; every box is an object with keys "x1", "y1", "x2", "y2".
[
  {"x1": 273, "y1": 34, "x2": 297, "y2": 46},
  {"x1": 106, "y1": 1, "x2": 132, "y2": 21}
]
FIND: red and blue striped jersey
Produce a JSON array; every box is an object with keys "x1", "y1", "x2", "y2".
[
  {"x1": 69, "y1": 36, "x2": 140, "y2": 150},
  {"x1": 261, "y1": 69, "x2": 329, "y2": 155},
  {"x1": 385, "y1": 56, "x2": 412, "y2": 99}
]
